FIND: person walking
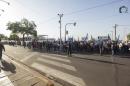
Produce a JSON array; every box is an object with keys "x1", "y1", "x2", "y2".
[{"x1": 0, "y1": 39, "x2": 5, "y2": 60}]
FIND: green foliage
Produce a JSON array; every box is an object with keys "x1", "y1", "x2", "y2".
[
  {"x1": 7, "y1": 18, "x2": 37, "y2": 38},
  {"x1": 0, "y1": 34, "x2": 8, "y2": 40},
  {"x1": 7, "y1": 18, "x2": 37, "y2": 44},
  {"x1": 7, "y1": 21, "x2": 21, "y2": 33},
  {"x1": 127, "y1": 33, "x2": 130, "y2": 40},
  {"x1": 20, "y1": 18, "x2": 37, "y2": 35},
  {"x1": 9, "y1": 34, "x2": 19, "y2": 40}
]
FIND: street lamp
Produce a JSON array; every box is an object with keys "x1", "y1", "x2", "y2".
[
  {"x1": 65, "y1": 22, "x2": 76, "y2": 42},
  {"x1": 58, "y1": 13, "x2": 63, "y2": 51}
]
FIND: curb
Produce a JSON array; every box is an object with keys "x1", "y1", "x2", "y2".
[
  {"x1": 4, "y1": 53, "x2": 54, "y2": 86},
  {"x1": 4, "y1": 53, "x2": 75, "y2": 86}
]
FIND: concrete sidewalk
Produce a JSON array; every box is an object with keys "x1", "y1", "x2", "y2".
[{"x1": 0, "y1": 54, "x2": 54, "y2": 86}]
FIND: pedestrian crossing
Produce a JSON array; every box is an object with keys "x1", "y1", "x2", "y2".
[
  {"x1": 41, "y1": 54, "x2": 71, "y2": 63},
  {"x1": 30, "y1": 54, "x2": 86, "y2": 86},
  {"x1": 32, "y1": 63, "x2": 86, "y2": 86},
  {"x1": 37, "y1": 58, "x2": 76, "y2": 71},
  {"x1": 48, "y1": 54, "x2": 68, "y2": 58},
  {"x1": 21, "y1": 52, "x2": 38, "y2": 62}
]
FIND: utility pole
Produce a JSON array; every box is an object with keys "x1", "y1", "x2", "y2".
[
  {"x1": 58, "y1": 14, "x2": 63, "y2": 51},
  {"x1": 114, "y1": 24, "x2": 117, "y2": 41}
]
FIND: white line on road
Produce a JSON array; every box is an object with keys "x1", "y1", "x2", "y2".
[
  {"x1": 41, "y1": 54, "x2": 71, "y2": 63},
  {"x1": 21, "y1": 52, "x2": 37, "y2": 62},
  {"x1": 49, "y1": 54, "x2": 68, "y2": 58},
  {"x1": 13, "y1": 51, "x2": 22, "y2": 55},
  {"x1": 31, "y1": 63, "x2": 86, "y2": 86},
  {"x1": 37, "y1": 58, "x2": 76, "y2": 71},
  {"x1": 0, "y1": 70, "x2": 14, "y2": 86}
]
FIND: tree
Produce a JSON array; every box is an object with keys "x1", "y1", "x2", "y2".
[
  {"x1": 20, "y1": 18, "x2": 37, "y2": 41},
  {"x1": 0, "y1": 34, "x2": 8, "y2": 40},
  {"x1": 7, "y1": 18, "x2": 37, "y2": 43},
  {"x1": 6, "y1": 21, "x2": 21, "y2": 33},
  {"x1": 127, "y1": 33, "x2": 130, "y2": 40},
  {"x1": 9, "y1": 34, "x2": 19, "y2": 41}
]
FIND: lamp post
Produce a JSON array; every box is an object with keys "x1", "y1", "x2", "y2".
[
  {"x1": 65, "y1": 22, "x2": 76, "y2": 42},
  {"x1": 58, "y1": 14, "x2": 63, "y2": 51},
  {"x1": 114, "y1": 24, "x2": 117, "y2": 41}
]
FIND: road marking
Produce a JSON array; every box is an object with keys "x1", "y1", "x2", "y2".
[
  {"x1": 13, "y1": 51, "x2": 22, "y2": 55},
  {"x1": 37, "y1": 58, "x2": 76, "y2": 71},
  {"x1": 21, "y1": 52, "x2": 37, "y2": 62},
  {"x1": 0, "y1": 70, "x2": 14, "y2": 86},
  {"x1": 49, "y1": 54, "x2": 68, "y2": 58},
  {"x1": 41, "y1": 54, "x2": 71, "y2": 63},
  {"x1": 31, "y1": 63, "x2": 86, "y2": 86}
]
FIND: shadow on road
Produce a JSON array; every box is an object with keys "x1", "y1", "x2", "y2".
[{"x1": 0, "y1": 60, "x2": 16, "y2": 73}]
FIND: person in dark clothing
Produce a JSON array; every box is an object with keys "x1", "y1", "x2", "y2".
[
  {"x1": 111, "y1": 42, "x2": 114, "y2": 56},
  {"x1": 67, "y1": 42, "x2": 72, "y2": 56},
  {"x1": 99, "y1": 40, "x2": 103, "y2": 55},
  {"x1": 0, "y1": 39, "x2": 5, "y2": 60},
  {"x1": 23, "y1": 42, "x2": 26, "y2": 48}
]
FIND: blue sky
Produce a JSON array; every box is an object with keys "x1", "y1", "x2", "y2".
[{"x1": 0, "y1": 0, "x2": 130, "y2": 40}]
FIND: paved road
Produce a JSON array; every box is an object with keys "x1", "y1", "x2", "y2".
[{"x1": 4, "y1": 45, "x2": 130, "y2": 86}]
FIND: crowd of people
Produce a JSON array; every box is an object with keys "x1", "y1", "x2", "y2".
[{"x1": 8, "y1": 39, "x2": 130, "y2": 56}]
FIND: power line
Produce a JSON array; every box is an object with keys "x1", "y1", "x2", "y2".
[
  {"x1": 117, "y1": 25, "x2": 130, "y2": 26},
  {"x1": 39, "y1": 0, "x2": 124, "y2": 24},
  {"x1": 14, "y1": 0, "x2": 124, "y2": 25},
  {"x1": 65, "y1": 0, "x2": 124, "y2": 16},
  {"x1": 38, "y1": 16, "x2": 57, "y2": 25}
]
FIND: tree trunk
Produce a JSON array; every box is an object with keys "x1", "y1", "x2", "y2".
[{"x1": 23, "y1": 34, "x2": 25, "y2": 46}]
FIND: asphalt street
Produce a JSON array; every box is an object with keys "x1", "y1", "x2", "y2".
[{"x1": 4, "y1": 45, "x2": 130, "y2": 86}]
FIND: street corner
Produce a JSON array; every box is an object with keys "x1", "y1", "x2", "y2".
[{"x1": 0, "y1": 54, "x2": 55, "y2": 86}]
